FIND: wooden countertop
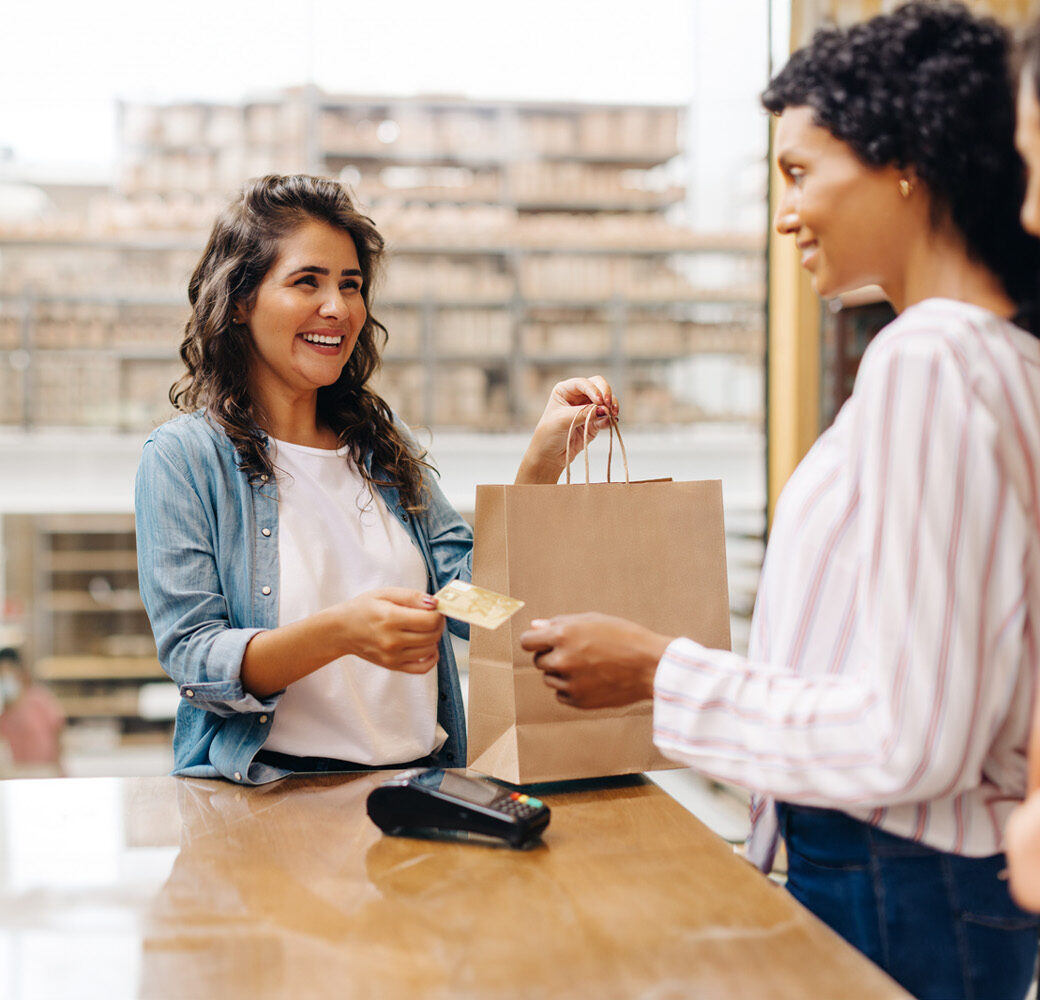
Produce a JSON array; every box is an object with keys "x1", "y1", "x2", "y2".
[{"x1": 0, "y1": 772, "x2": 908, "y2": 999}]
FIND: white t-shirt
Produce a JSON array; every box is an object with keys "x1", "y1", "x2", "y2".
[{"x1": 263, "y1": 438, "x2": 447, "y2": 764}]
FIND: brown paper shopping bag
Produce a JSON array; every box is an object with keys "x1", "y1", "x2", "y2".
[{"x1": 467, "y1": 414, "x2": 732, "y2": 784}]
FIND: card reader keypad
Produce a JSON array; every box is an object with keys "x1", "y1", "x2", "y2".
[{"x1": 496, "y1": 791, "x2": 544, "y2": 819}]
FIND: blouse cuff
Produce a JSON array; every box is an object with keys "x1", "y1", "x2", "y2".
[{"x1": 654, "y1": 636, "x2": 717, "y2": 692}]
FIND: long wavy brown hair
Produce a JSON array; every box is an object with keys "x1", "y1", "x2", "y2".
[{"x1": 171, "y1": 174, "x2": 431, "y2": 511}]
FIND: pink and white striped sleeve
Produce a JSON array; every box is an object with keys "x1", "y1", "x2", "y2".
[{"x1": 653, "y1": 328, "x2": 1030, "y2": 809}]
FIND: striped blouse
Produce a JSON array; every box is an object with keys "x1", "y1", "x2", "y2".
[{"x1": 653, "y1": 298, "x2": 1040, "y2": 870}]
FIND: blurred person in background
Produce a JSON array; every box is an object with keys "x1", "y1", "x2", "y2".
[
  {"x1": 998, "y1": 16, "x2": 1040, "y2": 918},
  {"x1": 135, "y1": 173, "x2": 615, "y2": 787},
  {"x1": 522, "y1": 4, "x2": 1040, "y2": 998},
  {"x1": 0, "y1": 647, "x2": 64, "y2": 777}
]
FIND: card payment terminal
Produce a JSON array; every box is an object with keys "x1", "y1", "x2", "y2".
[{"x1": 366, "y1": 768, "x2": 550, "y2": 848}]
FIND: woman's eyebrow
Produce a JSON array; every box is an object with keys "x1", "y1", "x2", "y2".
[{"x1": 286, "y1": 265, "x2": 363, "y2": 278}]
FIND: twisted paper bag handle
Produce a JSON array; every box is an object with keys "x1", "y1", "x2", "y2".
[{"x1": 563, "y1": 404, "x2": 630, "y2": 485}]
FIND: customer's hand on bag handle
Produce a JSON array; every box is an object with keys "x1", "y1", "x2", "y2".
[
  {"x1": 241, "y1": 588, "x2": 444, "y2": 698},
  {"x1": 514, "y1": 376, "x2": 619, "y2": 484},
  {"x1": 520, "y1": 612, "x2": 671, "y2": 708}
]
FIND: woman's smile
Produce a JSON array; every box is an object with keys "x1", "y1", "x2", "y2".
[{"x1": 299, "y1": 329, "x2": 346, "y2": 352}]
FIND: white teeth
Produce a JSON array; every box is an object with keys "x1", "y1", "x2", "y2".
[{"x1": 302, "y1": 333, "x2": 343, "y2": 346}]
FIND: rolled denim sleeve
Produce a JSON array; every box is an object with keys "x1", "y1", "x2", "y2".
[{"x1": 135, "y1": 437, "x2": 277, "y2": 717}]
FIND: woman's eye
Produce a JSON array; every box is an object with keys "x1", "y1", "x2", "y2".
[
  {"x1": 788, "y1": 167, "x2": 806, "y2": 185},
  {"x1": 294, "y1": 275, "x2": 318, "y2": 287},
  {"x1": 341, "y1": 281, "x2": 361, "y2": 293}
]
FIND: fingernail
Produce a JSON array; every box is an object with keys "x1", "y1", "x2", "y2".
[
  {"x1": 530, "y1": 618, "x2": 549, "y2": 628},
  {"x1": 423, "y1": 596, "x2": 437, "y2": 607}
]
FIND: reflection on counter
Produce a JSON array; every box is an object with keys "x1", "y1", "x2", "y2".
[
  {"x1": 0, "y1": 774, "x2": 909, "y2": 999},
  {"x1": 0, "y1": 778, "x2": 179, "y2": 999}
]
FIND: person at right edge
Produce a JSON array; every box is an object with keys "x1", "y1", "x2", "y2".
[
  {"x1": 520, "y1": 4, "x2": 1040, "y2": 998},
  {"x1": 996, "y1": 16, "x2": 1040, "y2": 929}
]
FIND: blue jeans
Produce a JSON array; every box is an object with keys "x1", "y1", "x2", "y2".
[{"x1": 778, "y1": 804, "x2": 1039, "y2": 1000}]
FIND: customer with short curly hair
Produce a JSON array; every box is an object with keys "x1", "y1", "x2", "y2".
[{"x1": 521, "y1": 4, "x2": 1040, "y2": 996}]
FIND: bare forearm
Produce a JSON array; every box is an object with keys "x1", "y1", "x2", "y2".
[
  {"x1": 240, "y1": 607, "x2": 348, "y2": 699},
  {"x1": 515, "y1": 448, "x2": 565, "y2": 484},
  {"x1": 240, "y1": 589, "x2": 445, "y2": 699}
]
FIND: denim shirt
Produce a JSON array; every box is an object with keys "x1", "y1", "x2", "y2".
[{"x1": 134, "y1": 411, "x2": 471, "y2": 785}]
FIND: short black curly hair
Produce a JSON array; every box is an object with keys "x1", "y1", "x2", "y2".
[{"x1": 762, "y1": 1, "x2": 1040, "y2": 334}]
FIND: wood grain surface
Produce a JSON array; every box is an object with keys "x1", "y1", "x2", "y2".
[{"x1": 0, "y1": 772, "x2": 909, "y2": 999}]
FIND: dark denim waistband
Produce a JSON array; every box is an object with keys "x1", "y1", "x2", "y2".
[
  {"x1": 776, "y1": 802, "x2": 1005, "y2": 862},
  {"x1": 254, "y1": 748, "x2": 440, "y2": 774}
]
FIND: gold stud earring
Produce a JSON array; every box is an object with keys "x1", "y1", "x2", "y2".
[{"x1": 898, "y1": 178, "x2": 914, "y2": 198}]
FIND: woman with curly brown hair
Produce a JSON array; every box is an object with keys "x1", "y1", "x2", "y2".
[
  {"x1": 135, "y1": 173, "x2": 615, "y2": 787},
  {"x1": 522, "y1": 4, "x2": 1040, "y2": 996}
]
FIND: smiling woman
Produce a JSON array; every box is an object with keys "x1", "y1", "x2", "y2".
[
  {"x1": 168, "y1": 175, "x2": 429, "y2": 509},
  {"x1": 519, "y1": 4, "x2": 1040, "y2": 998},
  {"x1": 134, "y1": 173, "x2": 618, "y2": 787}
]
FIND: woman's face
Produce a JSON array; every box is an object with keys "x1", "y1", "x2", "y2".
[
  {"x1": 1016, "y1": 72, "x2": 1040, "y2": 238},
  {"x1": 773, "y1": 106, "x2": 913, "y2": 299},
  {"x1": 237, "y1": 218, "x2": 368, "y2": 409}
]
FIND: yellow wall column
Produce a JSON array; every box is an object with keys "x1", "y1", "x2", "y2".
[{"x1": 766, "y1": 125, "x2": 821, "y2": 524}]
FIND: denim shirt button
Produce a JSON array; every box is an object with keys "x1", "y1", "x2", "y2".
[
  {"x1": 260, "y1": 474, "x2": 269, "y2": 482},
  {"x1": 234, "y1": 771, "x2": 243, "y2": 781},
  {"x1": 261, "y1": 528, "x2": 271, "y2": 537},
  {"x1": 259, "y1": 714, "x2": 268, "y2": 724},
  {"x1": 185, "y1": 689, "x2": 195, "y2": 698},
  {"x1": 261, "y1": 586, "x2": 272, "y2": 596}
]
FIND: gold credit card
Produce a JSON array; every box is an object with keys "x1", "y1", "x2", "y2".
[{"x1": 433, "y1": 580, "x2": 525, "y2": 630}]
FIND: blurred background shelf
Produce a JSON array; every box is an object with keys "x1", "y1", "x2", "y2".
[
  {"x1": 0, "y1": 88, "x2": 765, "y2": 433},
  {"x1": 2, "y1": 513, "x2": 175, "y2": 742},
  {"x1": 35, "y1": 655, "x2": 163, "y2": 681}
]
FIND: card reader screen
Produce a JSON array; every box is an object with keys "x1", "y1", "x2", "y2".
[{"x1": 435, "y1": 771, "x2": 501, "y2": 806}]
